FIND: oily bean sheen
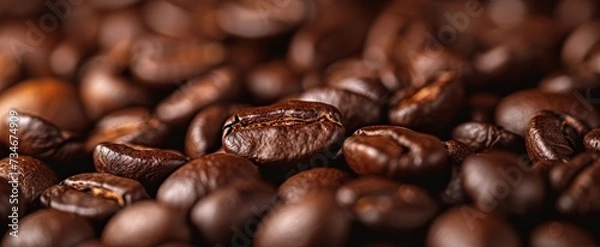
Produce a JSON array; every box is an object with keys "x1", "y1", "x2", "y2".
[
  {"x1": 549, "y1": 152, "x2": 600, "y2": 215},
  {"x1": 583, "y1": 128, "x2": 600, "y2": 152},
  {"x1": 297, "y1": 87, "x2": 380, "y2": 131},
  {"x1": 526, "y1": 110, "x2": 590, "y2": 163},
  {"x1": 191, "y1": 180, "x2": 276, "y2": 245},
  {"x1": 343, "y1": 126, "x2": 447, "y2": 179},
  {"x1": 185, "y1": 104, "x2": 246, "y2": 158},
  {"x1": 451, "y1": 121, "x2": 523, "y2": 152},
  {"x1": 530, "y1": 221, "x2": 597, "y2": 247},
  {"x1": 462, "y1": 151, "x2": 545, "y2": 215},
  {"x1": 388, "y1": 72, "x2": 464, "y2": 131},
  {"x1": 85, "y1": 107, "x2": 169, "y2": 152},
  {"x1": 495, "y1": 89, "x2": 600, "y2": 136},
  {"x1": 93, "y1": 143, "x2": 188, "y2": 192},
  {"x1": 222, "y1": 100, "x2": 345, "y2": 167},
  {"x1": 40, "y1": 173, "x2": 149, "y2": 221},
  {"x1": 440, "y1": 140, "x2": 474, "y2": 205},
  {"x1": 426, "y1": 206, "x2": 521, "y2": 247},
  {"x1": 278, "y1": 168, "x2": 351, "y2": 203},
  {"x1": 102, "y1": 201, "x2": 191, "y2": 246},
  {"x1": 254, "y1": 193, "x2": 351, "y2": 247},
  {"x1": 157, "y1": 153, "x2": 260, "y2": 212},
  {"x1": 1, "y1": 209, "x2": 94, "y2": 247},
  {"x1": 0, "y1": 156, "x2": 57, "y2": 205},
  {"x1": 324, "y1": 59, "x2": 388, "y2": 104},
  {"x1": 336, "y1": 177, "x2": 438, "y2": 232},
  {"x1": 1, "y1": 113, "x2": 83, "y2": 162}
]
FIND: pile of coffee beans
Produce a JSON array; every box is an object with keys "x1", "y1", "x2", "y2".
[{"x1": 1, "y1": 0, "x2": 600, "y2": 246}]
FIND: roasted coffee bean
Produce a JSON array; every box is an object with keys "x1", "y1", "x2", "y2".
[
  {"x1": 40, "y1": 173, "x2": 149, "y2": 222},
  {"x1": 49, "y1": 41, "x2": 87, "y2": 79},
  {"x1": 538, "y1": 67, "x2": 600, "y2": 94},
  {"x1": 97, "y1": 9, "x2": 145, "y2": 49},
  {"x1": 297, "y1": 87, "x2": 381, "y2": 131},
  {"x1": 85, "y1": 107, "x2": 169, "y2": 152},
  {"x1": 102, "y1": 201, "x2": 191, "y2": 246},
  {"x1": 530, "y1": 221, "x2": 597, "y2": 247},
  {"x1": 222, "y1": 100, "x2": 345, "y2": 167},
  {"x1": 336, "y1": 177, "x2": 438, "y2": 232},
  {"x1": 324, "y1": 59, "x2": 388, "y2": 104},
  {"x1": 495, "y1": 89, "x2": 600, "y2": 136},
  {"x1": 155, "y1": 66, "x2": 240, "y2": 126},
  {"x1": 246, "y1": 60, "x2": 302, "y2": 104},
  {"x1": 0, "y1": 177, "x2": 24, "y2": 225},
  {"x1": 462, "y1": 151, "x2": 545, "y2": 215},
  {"x1": 583, "y1": 128, "x2": 600, "y2": 152},
  {"x1": 549, "y1": 152, "x2": 600, "y2": 215},
  {"x1": 426, "y1": 206, "x2": 521, "y2": 247},
  {"x1": 93, "y1": 143, "x2": 188, "y2": 192},
  {"x1": 191, "y1": 180, "x2": 276, "y2": 245},
  {"x1": 141, "y1": 0, "x2": 194, "y2": 38},
  {"x1": 451, "y1": 121, "x2": 523, "y2": 153},
  {"x1": 440, "y1": 140, "x2": 474, "y2": 205},
  {"x1": 0, "y1": 156, "x2": 57, "y2": 205},
  {"x1": 0, "y1": 113, "x2": 83, "y2": 162},
  {"x1": 254, "y1": 193, "x2": 351, "y2": 247},
  {"x1": 185, "y1": 104, "x2": 246, "y2": 158},
  {"x1": 562, "y1": 21, "x2": 600, "y2": 67},
  {"x1": 388, "y1": 72, "x2": 464, "y2": 131},
  {"x1": 468, "y1": 93, "x2": 501, "y2": 123},
  {"x1": 278, "y1": 168, "x2": 351, "y2": 203},
  {"x1": 526, "y1": 110, "x2": 590, "y2": 163},
  {"x1": 0, "y1": 51, "x2": 20, "y2": 91},
  {"x1": 343, "y1": 126, "x2": 447, "y2": 179},
  {"x1": 0, "y1": 78, "x2": 89, "y2": 133},
  {"x1": 157, "y1": 153, "x2": 260, "y2": 212},
  {"x1": 130, "y1": 38, "x2": 227, "y2": 85},
  {"x1": 1, "y1": 209, "x2": 94, "y2": 247},
  {"x1": 80, "y1": 58, "x2": 153, "y2": 120}
]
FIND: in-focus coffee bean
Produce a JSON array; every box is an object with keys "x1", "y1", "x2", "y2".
[
  {"x1": 451, "y1": 121, "x2": 523, "y2": 153},
  {"x1": 0, "y1": 156, "x2": 57, "y2": 206},
  {"x1": 185, "y1": 104, "x2": 246, "y2": 158}
]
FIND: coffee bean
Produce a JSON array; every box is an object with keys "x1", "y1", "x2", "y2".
[
  {"x1": 1, "y1": 209, "x2": 94, "y2": 247},
  {"x1": 562, "y1": 21, "x2": 600, "y2": 66},
  {"x1": 297, "y1": 87, "x2": 381, "y2": 131},
  {"x1": 462, "y1": 151, "x2": 545, "y2": 215},
  {"x1": 130, "y1": 38, "x2": 227, "y2": 85},
  {"x1": 0, "y1": 177, "x2": 24, "y2": 226},
  {"x1": 279, "y1": 167, "x2": 351, "y2": 203},
  {"x1": 191, "y1": 180, "x2": 276, "y2": 245},
  {"x1": 468, "y1": 93, "x2": 501, "y2": 122},
  {"x1": 0, "y1": 113, "x2": 83, "y2": 162},
  {"x1": 336, "y1": 177, "x2": 438, "y2": 232},
  {"x1": 93, "y1": 143, "x2": 188, "y2": 192},
  {"x1": 530, "y1": 221, "x2": 597, "y2": 247},
  {"x1": 222, "y1": 100, "x2": 345, "y2": 167},
  {"x1": 0, "y1": 156, "x2": 57, "y2": 206},
  {"x1": 0, "y1": 78, "x2": 89, "y2": 133},
  {"x1": 452, "y1": 121, "x2": 523, "y2": 153},
  {"x1": 343, "y1": 126, "x2": 447, "y2": 179},
  {"x1": 324, "y1": 59, "x2": 389, "y2": 104},
  {"x1": 155, "y1": 66, "x2": 240, "y2": 126},
  {"x1": 426, "y1": 206, "x2": 521, "y2": 247},
  {"x1": 246, "y1": 60, "x2": 302, "y2": 104},
  {"x1": 185, "y1": 104, "x2": 246, "y2": 158},
  {"x1": 0, "y1": 51, "x2": 20, "y2": 91},
  {"x1": 85, "y1": 107, "x2": 169, "y2": 152},
  {"x1": 549, "y1": 152, "x2": 600, "y2": 215},
  {"x1": 157, "y1": 153, "x2": 260, "y2": 212},
  {"x1": 49, "y1": 41, "x2": 87, "y2": 79},
  {"x1": 388, "y1": 72, "x2": 464, "y2": 131},
  {"x1": 495, "y1": 89, "x2": 600, "y2": 136},
  {"x1": 583, "y1": 128, "x2": 600, "y2": 152},
  {"x1": 526, "y1": 110, "x2": 590, "y2": 163},
  {"x1": 440, "y1": 140, "x2": 474, "y2": 205},
  {"x1": 40, "y1": 173, "x2": 149, "y2": 222},
  {"x1": 102, "y1": 201, "x2": 191, "y2": 246},
  {"x1": 254, "y1": 192, "x2": 351, "y2": 247}
]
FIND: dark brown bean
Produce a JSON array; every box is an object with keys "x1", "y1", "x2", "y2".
[
  {"x1": 185, "y1": 104, "x2": 246, "y2": 158},
  {"x1": 324, "y1": 59, "x2": 389, "y2": 104},
  {"x1": 0, "y1": 156, "x2": 57, "y2": 205},
  {"x1": 246, "y1": 60, "x2": 302, "y2": 104},
  {"x1": 462, "y1": 151, "x2": 545, "y2": 215},
  {"x1": 452, "y1": 121, "x2": 523, "y2": 153},
  {"x1": 278, "y1": 167, "x2": 351, "y2": 203},
  {"x1": 93, "y1": 143, "x2": 188, "y2": 192},
  {"x1": 549, "y1": 152, "x2": 600, "y2": 215},
  {"x1": 530, "y1": 221, "x2": 597, "y2": 247},
  {"x1": 440, "y1": 140, "x2": 474, "y2": 205},
  {"x1": 526, "y1": 110, "x2": 590, "y2": 163},
  {"x1": 583, "y1": 128, "x2": 600, "y2": 152},
  {"x1": 426, "y1": 206, "x2": 521, "y2": 247},
  {"x1": 222, "y1": 100, "x2": 345, "y2": 167},
  {"x1": 101, "y1": 201, "x2": 190, "y2": 246},
  {"x1": 336, "y1": 177, "x2": 438, "y2": 232},
  {"x1": 155, "y1": 66, "x2": 240, "y2": 126},
  {"x1": 157, "y1": 153, "x2": 260, "y2": 212},
  {"x1": 1, "y1": 209, "x2": 94, "y2": 247},
  {"x1": 191, "y1": 180, "x2": 276, "y2": 246},
  {"x1": 343, "y1": 126, "x2": 447, "y2": 179},
  {"x1": 468, "y1": 93, "x2": 501, "y2": 123}
]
